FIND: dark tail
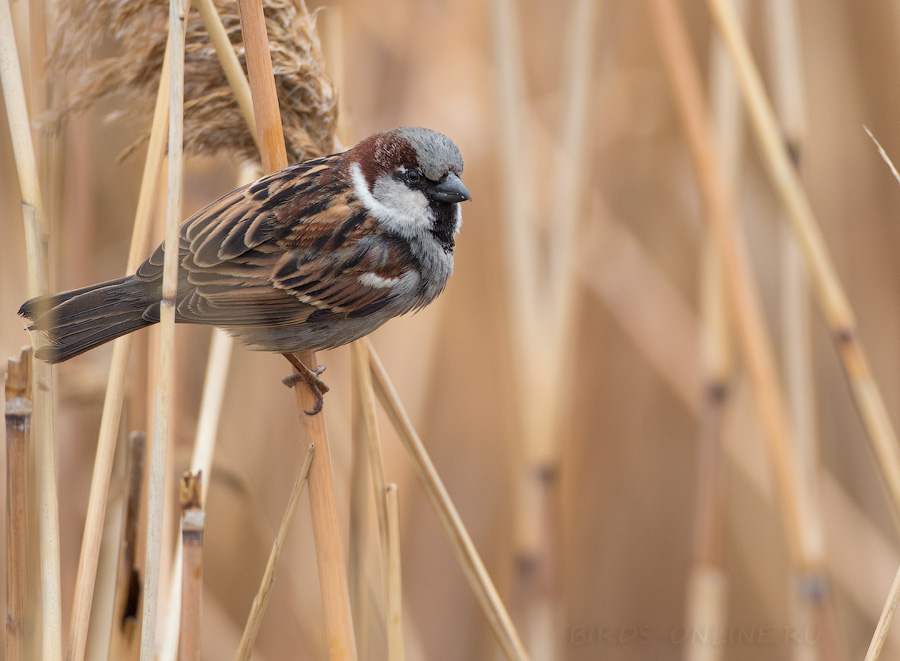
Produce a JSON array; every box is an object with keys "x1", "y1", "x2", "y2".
[{"x1": 19, "y1": 276, "x2": 158, "y2": 363}]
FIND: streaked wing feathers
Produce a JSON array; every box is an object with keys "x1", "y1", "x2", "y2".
[{"x1": 135, "y1": 153, "x2": 417, "y2": 328}]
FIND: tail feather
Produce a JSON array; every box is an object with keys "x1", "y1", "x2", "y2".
[{"x1": 19, "y1": 276, "x2": 158, "y2": 363}]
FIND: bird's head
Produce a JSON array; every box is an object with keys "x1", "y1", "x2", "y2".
[{"x1": 348, "y1": 127, "x2": 470, "y2": 246}]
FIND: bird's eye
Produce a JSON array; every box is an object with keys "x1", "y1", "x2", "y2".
[{"x1": 405, "y1": 169, "x2": 422, "y2": 183}]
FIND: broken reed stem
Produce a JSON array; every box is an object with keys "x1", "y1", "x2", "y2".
[
  {"x1": 866, "y1": 562, "x2": 900, "y2": 661},
  {"x1": 139, "y1": 0, "x2": 189, "y2": 658},
  {"x1": 66, "y1": 31, "x2": 173, "y2": 661},
  {"x1": 385, "y1": 484, "x2": 403, "y2": 661},
  {"x1": 158, "y1": 337, "x2": 237, "y2": 658},
  {"x1": 649, "y1": 0, "x2": 809, "y2": 567},
  {"x1": 6, "y1": 347, "x2": 32, "y2": 661},
  {"x1": 0, "y1": 5, "x2": 62, "y2": 659},
  {"x1": 160, "y1": 261, "x2": 240, "y2": 661},
  {"x1": 236, "y1": 1, "x2": 357, "y2": 657},
  {"x1": 107, "y1": 432, "x2": 146, "y2": 659},
  {"x1": 366, "y1": 341, "x2": 530, "y2": 660},
  {"x1": 703, "y1": 0, "x2": 900, "y2": 527},
  {"x1": 179, "y1": 472, "x2": 204, "y2": 661},
  {"x1": 235, "y1": 444, "x2": 314, "y2": 661}
]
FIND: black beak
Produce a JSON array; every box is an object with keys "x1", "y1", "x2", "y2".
[{"x1": 427, "y1": 173, "x2": 472, "y2": 204}]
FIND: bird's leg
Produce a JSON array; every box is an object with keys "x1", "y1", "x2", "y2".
[{"x1": 281, "y1": 353, "x2": 330, "y2": 415}]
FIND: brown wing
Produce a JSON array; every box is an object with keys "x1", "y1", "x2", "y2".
[{"x1": 136, "y1": 155, "x2": 418, "y2": 327}]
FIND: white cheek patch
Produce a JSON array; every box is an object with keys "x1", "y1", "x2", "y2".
[
  {"x1": 350, "y1": 162, "x2": 431, "y2": 238},
  {"x1": 358, "y1": 272, "x2": 400, "y2": 289}
]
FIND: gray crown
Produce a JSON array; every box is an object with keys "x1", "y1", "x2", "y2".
[{"x1": 397, "y1": 127, "x2": 464, "y2": 180}]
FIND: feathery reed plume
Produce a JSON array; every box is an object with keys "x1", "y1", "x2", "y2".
[
  {"x1": 6, "y1": 347, "x2": 33, "y2": 661},
  {"x1": 52, "y1": 0, "x2": 336, "y2": 164}
]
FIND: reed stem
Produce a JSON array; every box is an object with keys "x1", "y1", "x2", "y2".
[
  {"x1": 5, "y1": 347, "x2": 32, "y2": 661},
  {"x1": 703, "y1": 0, "x2": 900, "y2": 528},
  {"x1": 139, "y1": 0, "x2": 188, "y2": 657},
  {"x1": 385, "y1": 484, "x2": 403, "y2": 661},
  {"x1": 367, "y1": 341, "x2": 530, "y2": 660},
  {"x1": 866, "y1": 562, "x2": 900, "y2": 661},
  {"x1": 235, "y1": 444, "x2": 314, "y2": 661},
  {"x1": 649, "y1": 0, "x2": 809, "y2": 568},
  {"x1": 236, "y1": 1, "x2": 357, "y2": 657},
  {"x1": 0, "y1": 5, "x2": 62, "y2": 658},
  {"x1": 349, "y1": 339, "x2": 390, "y2": 653},
  {"x1": 65, "y1": 28, "x2": 172, "y2": 661}
]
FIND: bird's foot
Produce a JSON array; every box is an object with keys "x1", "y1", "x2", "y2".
[{"x1": 282, "y1": 354, "x2": 329, "y2": 415}]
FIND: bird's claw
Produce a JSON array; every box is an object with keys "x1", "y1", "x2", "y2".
[{"x1": 282, "y1": 363, "x2": 329, "y2": 415}]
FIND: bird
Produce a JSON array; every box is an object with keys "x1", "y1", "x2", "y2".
[{"x1": 19, "y1": 127, "x2": 471, "y2": 413}]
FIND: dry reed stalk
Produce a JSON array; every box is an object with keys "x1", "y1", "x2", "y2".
[
  {"x1": 6, "y1": 347, "x2": 32, "y2": 661},
  {"x1": 866, "y1": 563, "x2": 900, "y2": 661},
  {"x1": 65, "y1": 37, "x2": 172, "y2": 661},
  {"x1": 158, "y1": 176, "x2": 245, "y2": 661},
  {"x1": 528, "y1": 2, "x2": 597, "y2": 657},
  {"x1": 349, "y1": 339, "x2": 390, "y2": 654},
  {"x1": 865, "y1": 129, "x2": 900, "y2": 188},
  {"x1": 367, "y1": 341, "x2": 529, "y2": 660},
  {"x1": 686, "y1": 243, "x2": 731, "y2": 661},
  {"x1": 491, "y1": 0, "x2": 598, "y2": 651},
  {"x1": 178, "y1": 472, "x2": 204, "y2": 661},
  {"x1": 139, "y1": 1, "x2": 189, "y2": 658},
  {"x1": 385, "y1": 484, "x2": 403, "y2": 661},
  {"x1": 649, "y1": 0, "x2": 809, "y2": 567},
  {"x1": 702, "y1": 0, "x2": 900, "y2": 527},
  {"x1": 348, "y1": 359, "x2": 373, "y2": 654},
  {"x1": 107, "y1": 432, "x2": 147, "y2": 660},
  {"x1": 685, "y1": 4, "x2": 745, "y2": 657},
  {"x1": 492, "y1": 0, "x2": 596, "y2": 654},
  {"x1": 354, "y1": 342, "x2": 389, "y2": 565},
  {"x1": 0, "y1": 5, "x2": 63, "y2": 659},
  {"x1": 763, "y1": 3, "x2": 844, "y2": 659},
  {"x1": 235, "y1": 444, "x2": 314, "y2": 661},
  {"x1": 489, "y1": 0, "x2": 543, "y2": 572},
  {"x1": 235, "y1": 1, "x2": 356, "y2": 658}
]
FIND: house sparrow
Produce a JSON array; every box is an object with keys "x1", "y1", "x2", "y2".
[{"x1": 20, "y1": 127, "x2": 470, "y2": 413}]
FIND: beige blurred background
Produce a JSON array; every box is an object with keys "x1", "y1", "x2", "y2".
[{"x1": 4, "y1": 0, "x2": 900, "y2": 659}]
